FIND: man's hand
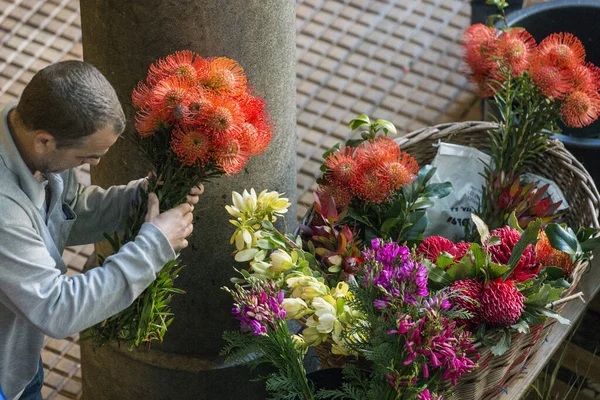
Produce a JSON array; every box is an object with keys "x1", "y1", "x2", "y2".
[
  {"x1": 186, "y1": 184, "x2": 204, "y2": 206},
  {"x1": 145, "y1": 193, "x2": 194, "y2": 252}
]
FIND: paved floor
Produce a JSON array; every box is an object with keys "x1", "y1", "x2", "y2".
[{"x1": 0, "y1": 0, "x2": 480, "y2": 398}]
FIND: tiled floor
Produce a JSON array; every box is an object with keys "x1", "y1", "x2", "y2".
[{"x1": 0, "y1": 0, "x2": 480, "y2": 398}]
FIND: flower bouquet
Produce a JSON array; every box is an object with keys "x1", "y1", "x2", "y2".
[
  {"x1": 87, "y1": 50, "x2": 272, "y2": 349},
  {"x1": 221, "y1": 189, "x2": 479, "y2": 400},
  {"x1": 461, "y1": 2, "x2": 600, "y2": 232}
]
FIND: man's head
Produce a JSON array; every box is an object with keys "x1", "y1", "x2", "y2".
[{"x1": 13, "y1": 60, "x2": 125, "y2": 173}]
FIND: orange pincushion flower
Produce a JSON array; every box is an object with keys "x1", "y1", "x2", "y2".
[
  {"x1": 198, "y1": 57, "x2": 247, "y2": 95},
  {"x1": 214, "y1": 130, "x2": 250, "y2": 175},
  {"x1": 377, "y1": 151, "x2": 419, "y2": 191},
  {"x1": 170, "y1": 126, "x2": 213, "y2": 166},
  {"x1": 352, "y1": 168, "x2": 389, "y2": 203},
  {"x1": 535, "y1": 230, "x2": 574, "y2": 275},
  {"x1": 496, "y1": 28, "x2": 536, "y2": 76},
  {"x1": 528, "y1": 60, "x2": 572, "y2": 99},
  {"x1": 462, "y1": 24, "x2": 498, "y2": 77},
  {"x1": 569, "y1": 63, "x2": 600, "y2": 92},
  {"x1": 132, "y1": 82, "x2": 152, "y2": 109},
  {"x1": 537, "y1": 33, "x2": 586, "y2": 69},
  {"x1": 357, "y1": 136, "x2": 401, "y2": 166},
  {"x1": 148, "y1": 76, "x2": 195, "y2": 118},
  {"x1": 147, "y1": 50, "x2": 198, "y2": 85},
  {"x1": 325, "y1": 147, "x2": 357, "y2": 187},
  {"x1": 180, "y1": 87, "x2": 214, "y2": 125},
  {"x1": 135, "y1": 108, "x2": 170, "y2": 137},
  {"x1": 316, "y1": 183, "x2": 353, "y2": 209},
  {"x1": 238, "y1": 122, "x2": 271, "y2": 156},
  {"x1": 561, "y1": 90, "x2": 600, "y2": 128},
  {"x1": 203, "y1": 94, "x2": 244, "y2": 134}
]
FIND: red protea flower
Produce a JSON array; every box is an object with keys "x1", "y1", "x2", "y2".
[
  {"x1": 462, "y1": 24, "x2": 498, "y2": 77},
  {"x1": 536, "y1": 230, "x2": 574, "y2": 275},
  {"x1": 147, "y1": 50, "x2": 198, "y2": 85},
  {"x1": 528, "y1": 58, "x2": 573, "y2": 99},
  {"x1": 170, "y1": 125, "x2": 213, "y2": 166},
  {"x1": 496, "y1": 28, "x2": 536, "y2": 76},
  {"x1": 202, "y1": 94, "x2": 244, "y2": 135},
  {"x1": 237, "y1": 122, "x2": 270, "y2": 156},
  {"x1": 417, "y1": 237, "x2": 472, "y2": 265},
  {"x1": 561, "y1": 90, "x2": 600, "y2": 128},
  {"x1": 480, "y1": 279, "x2": 525, "y2": 327},
  {"x1": 486, "y1": 226, "x2": 539, "y2": 282},
  {"x1": 357, "y1": 136, "x2": 401, "y2": 166},
  {"x1": 134, "y1": 108, "x2": 170, "y2": 137},
  {"x1": 132, "y1": 82, "x2": 152, "y2": 109},
  {"x1": 537, "y1": 33, "x2": 586, "y2": 69},
  {"x1": 417, "y1": 236, "x2": 456, "y2": 263},
  {"x1": 316, "y1": 183, "x2": 353, "y2": 209},
  {"x1": 453, "y1": 242, "x2": 471, "y2": 260},
  {"x1": 569, "y1": 63, "x2": 600, "y2": 92},
  {"x1": 147, "y1": 75, "x2": 195, "y2": 118},
  {"x1": 198, "y1": 57, "x2": 247, "y2": 95},
  {"x1": 214, "y1": 129, "x2": 250, "y2": 175},
  {"x1": 449, "y1": 278, "x2": 483, "y2": 327},
  {"x1": 351, "y1": 168, "x2": 389, "y2": 203},
  {"x1": 377, "y1": 151, "x2": 419, "y2": 192},
  {"x1": 180, "y1": 87, "x2": 214, "y2": 125},
  {"x1": 325, "y1": 147, "x2": 357, "y2": 187}
]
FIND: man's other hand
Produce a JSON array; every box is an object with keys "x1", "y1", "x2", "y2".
[
  {"x1": 145, "y1": 193, "x2": 194, "y2": 252},
  {"x1": 187, "y1": 184, "x2": 204, "y2": 206}
]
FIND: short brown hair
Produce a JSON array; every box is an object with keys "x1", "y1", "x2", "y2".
[{"x1": 16, "y1": 60, "x2": 125, "y2": 148}]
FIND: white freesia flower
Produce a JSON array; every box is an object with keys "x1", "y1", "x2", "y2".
[{"x1": 281, "y1": 298, "x2": 309, "y2": 320}]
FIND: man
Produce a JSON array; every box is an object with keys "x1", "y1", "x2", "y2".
[{"x1": 0, "y1": 60, "x2": 201, "y2": 400}]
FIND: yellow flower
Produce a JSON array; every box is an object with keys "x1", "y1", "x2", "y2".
[
  {"x1": 282, "y1": 298, "x2": 309, "y2": 320},
  {"x1": 226, "y1": 189, "x2": 258, "y2": 218},
  {"x1": 306, "y1": 296, "x2": 337, "y2": 333},
  {"x1": 286, "y1": 276, "x2": 328, "y2": 301},
  {"x1": 302, "y1": 327, "x2": 327, "y2": 346},
  {"x1": 270, "y1": 250, "x2": 295, "y2": 272},
  {"x1": 331, "y1": 282, "x2": 349, "y2": 299},
  {"x1": 257, "y1": 190, "x2": 291, "y2": 217}
]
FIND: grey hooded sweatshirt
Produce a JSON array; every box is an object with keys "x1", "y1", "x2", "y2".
[{"x1": 0, "y1": 104, "x2": 176, "y2": 400}]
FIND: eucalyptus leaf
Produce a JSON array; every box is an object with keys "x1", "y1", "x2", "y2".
[
  {"x1": 490, "y1": 328, "x2": 511, "y2": 356},
  {"x1": 538, "y1": 308, "x2": 571, "y2": 325},
  {"x1": 507, "y1": 212, "x2": 523, "y2": 233},
  {"x1": 471, "y1": 214, "x2": 490, "y2": 242}
]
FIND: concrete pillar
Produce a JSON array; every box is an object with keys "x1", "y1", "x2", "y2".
[{"x1": 79, "y1": 1, "x2": 296, "y2": 398}]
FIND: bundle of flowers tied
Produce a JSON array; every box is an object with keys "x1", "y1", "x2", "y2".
[
  {"x1": 220, "y1": 106, "x2": 599, "y2": 399},
  {"x1": 86, "y1": 50, "x2": 272, "y2": 349}
]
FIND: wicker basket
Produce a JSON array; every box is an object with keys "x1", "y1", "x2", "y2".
[{"x1": 306, "y1": 121, "x2": 600, "y2": 397}]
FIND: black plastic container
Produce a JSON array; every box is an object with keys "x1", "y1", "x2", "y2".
[{"x1": 501, "y1": 1, "x2": 600, "y2": 183}]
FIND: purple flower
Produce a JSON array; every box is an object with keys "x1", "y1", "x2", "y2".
[{"x1": 229, "y1": 282, "x2": 286, "y2": 336}]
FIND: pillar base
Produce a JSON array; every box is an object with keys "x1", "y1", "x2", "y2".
[{"x1": 81, "y1": 340, "x2": 268, "y2": 400}]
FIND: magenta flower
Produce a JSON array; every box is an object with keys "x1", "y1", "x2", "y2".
[{"x1": 230, "y1": 281, "x2": 286, "y2": 336}]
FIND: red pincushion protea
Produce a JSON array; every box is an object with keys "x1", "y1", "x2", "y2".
[
  {"x1": 357, "y1": 136, "x2": 401, "y2": 165},
  {"x1": 135, "y1": 108, "x2": 170, "y2": 137},
  {"x1": 561, "y1": 90, "x2": 600, "y2": 128},
  {"x1": 528, "y1": 58, "x2": 573, "y2": 99},
  {"x1": 449, "y1": 278, "x2": 483, "y2": 326},
  {"x1": 462, "y1": 24, "x2": 498, "y2": 77},
  {"x1": 203, "y1": 93, "x2": 245, "y2": 134},
  {"x1": 213, "y1": 129, "x2": 250, "y2": 175},
  {"x1": 147, "y1": 50, "x2": 198, "y2": 85},
  {"x1": 197, "y1": 57, "x2": 247, "y2": 95},
  {"x1": 351, "y1": 168, "x2": 389, "y2": 203},
  {"x1": 536, "y1": 230, "x2": 574, "y2": 276},
  {"x1": 147, "y1": 75, "x2": 196, "y2": 118},
  {"x1": 486, "y1": 226, "x2": 539, "y2": 282},
  {"x1": 537, "y1": 33, "x2": 586, "y2": 69},
  {"x1": 325, "y1": 147, "x2": 357, "y2": 187},
  {"x1": 171, "y1": 125, "x2": 213, "y2": 166},
  {"x1": 569, "y1": 63, "x2": 600, "y2": 92},
  {"x1": 480, "y1": 279, "x2": 525, "y2": 327},
  {"x1": 496, "y1": 28, "x2": 536, "y2": 76},
  {"x1": 377, "y1": 151, "x2": 419, "y2": 192}
]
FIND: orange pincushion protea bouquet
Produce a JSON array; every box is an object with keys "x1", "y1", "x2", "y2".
[
  {"x1": 462, "y1": 8, "x2": 600, "y2": 231},
  {"x1": 89, "y1": 51, "x2": 272, "y2": 349}
]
